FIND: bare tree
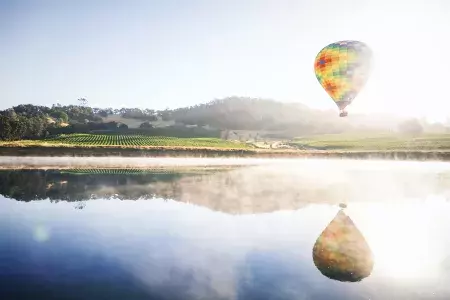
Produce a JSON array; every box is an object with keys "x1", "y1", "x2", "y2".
[
  {"x1": 74, "y1": 201, "x2": 86, "y2": 210},
  {"x1": 78, "y1": 98, "x2": 88, "y2": 106}
]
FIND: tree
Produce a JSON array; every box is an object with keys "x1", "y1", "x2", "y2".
[
  {"x1": 9, "y1": 117, "x2": 28, "y2": 140},
  {"x1": 158, "y1": 109, "x2": 172, "y2": 121},
  {"x1": 144, "y1": 114, "x2": 158, "y2": 122},
  {"x1": 50, "y1": 111, "x2": 69, "y2": 123},
  {"x1": 0, "y1": 116, "x2": 12, "y2": 140},
  {"x1": 139, "y1": 122, "x2": 153, "y2": 129},
  {"x1": 78, "y1": 98, "x2": 88, "y2": 106},
  {"x1": 4, "y1": 109, "x2": 17, "y2": 119},
  {"x1": 398, "y1": 118, "x2": 423, "y2": 135},
  {"x1": 98, "y1": 110, "x2": 109, "y2": 118},
  {"x1": 105, "y1": 121, "x2": 120, "y2": 130},
  {"x1": 25, "y1": 117, "x2": 46, "y2": 138}
]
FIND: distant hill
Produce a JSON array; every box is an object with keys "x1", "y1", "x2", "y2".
[{"x1": 168, "y1": 97, "x2": 413, "y2": 137}]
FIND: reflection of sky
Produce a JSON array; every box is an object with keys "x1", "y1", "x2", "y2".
[
  {"x1": 3, "y1": 195, "x2": 450, "y2": 299},
  {"x1": 3, "y1": 159, "x2": 450, "y2": 299}
]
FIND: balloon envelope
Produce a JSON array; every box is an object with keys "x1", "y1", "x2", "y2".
[{"x1": 314, "y1": 40, "x2": 372, "y2": 114}]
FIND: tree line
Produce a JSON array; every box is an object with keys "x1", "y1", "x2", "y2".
[{"x1": 0, "y1": 103, "x2": 170, "y2": 141}]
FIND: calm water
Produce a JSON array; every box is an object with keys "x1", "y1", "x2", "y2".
[{"x1": 2, "y1": 159, "x2": 450, "y2": 299}]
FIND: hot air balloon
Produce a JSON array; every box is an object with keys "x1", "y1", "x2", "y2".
[
  {"x1": 314, "y1": 40, "x2": 372, "y2": 117},
  {"x1": 312, "y1": 208, "x2": 374, "y2": 282}
]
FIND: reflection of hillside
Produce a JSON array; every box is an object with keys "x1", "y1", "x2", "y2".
[
  {"x1": 159, "y1": 167, "x2": 341, "y2": 214},
  {"x1": 3, "y1": 165, "x2": 450, "y2": 214},
  {"x1": 0, "y1": 167, "x2": 336, "y2": 214}
]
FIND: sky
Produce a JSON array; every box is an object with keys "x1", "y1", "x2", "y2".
[{"x1": 1, "y1": 0, "x2": 450, "y2": 121}]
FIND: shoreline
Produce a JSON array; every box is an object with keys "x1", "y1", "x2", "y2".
[{"x1": 1, "y1": 146, "x2": 450, "y2": 162}]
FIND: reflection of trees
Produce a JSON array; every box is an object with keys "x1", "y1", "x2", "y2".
[
  {"x1": 0, "y1": 170, "x2": 185, "y2": 202},
  {"x1": 0, "y1": 167, "x2": 343, "y2": 214},
  {"x1": 3, "y1": 166, "x2": 450, "y2": 214},
  {"x1": 74, "y1": 201, "x2": 86, "y2": 210}
]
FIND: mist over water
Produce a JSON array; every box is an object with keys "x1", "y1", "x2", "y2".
[
  {"x1": 0, "y1": 156, "x2": 267, "y2": 169},
  {"x1": 2, "y1": 158, "x2": 450, "y2": 299}
]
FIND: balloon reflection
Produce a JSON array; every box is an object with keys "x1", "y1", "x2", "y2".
[{"x1": 312, "y1": 208, "x2": 374, "y2": 282}]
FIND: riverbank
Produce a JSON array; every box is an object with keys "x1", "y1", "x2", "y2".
[{"x1": 1, "y1": 145, "x2": 450, "y2": 161}]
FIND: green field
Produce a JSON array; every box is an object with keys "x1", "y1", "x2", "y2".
[{"x1": 291, "y1": 133, "x2": 450, "y2": 150}]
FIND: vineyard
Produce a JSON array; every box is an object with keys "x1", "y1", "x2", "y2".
[
  {"x1": 37, "y1": 134, "x2": 252, "y2": 149},
  {"x1": 60, "y1": 168, "x2": 176, "y2": 175},
  {"x1": 6, "y1": 132, "x2": 450, "y2": 159}
]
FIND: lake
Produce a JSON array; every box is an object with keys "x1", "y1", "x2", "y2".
[{"x1": 2, "y1": 158, "x2": 450, "y2": 300}]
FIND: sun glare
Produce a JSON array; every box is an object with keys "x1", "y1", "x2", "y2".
[{"x1": 351, "y1": 203, "x2": 446, "y2": 282}]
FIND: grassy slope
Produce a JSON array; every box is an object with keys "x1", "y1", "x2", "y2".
[{"x1": 291, "y1": 133, "x2": 450, "y2": 150}]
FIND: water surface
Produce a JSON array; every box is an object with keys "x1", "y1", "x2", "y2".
[{"x1": 2, "y1": 159, "x2": 450, "y2": 299}]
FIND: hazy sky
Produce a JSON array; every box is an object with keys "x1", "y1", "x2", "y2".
[{"x1": 1, "y1": 0, "x2": 449, "y2": 121}]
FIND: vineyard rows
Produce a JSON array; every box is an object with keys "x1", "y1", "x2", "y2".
[
  {"x1": 45, "y1": 134, "x2": 250, "y2": 149},
  {"x1": 61, "y1": 168, "x2": 180, "y2": 175}
]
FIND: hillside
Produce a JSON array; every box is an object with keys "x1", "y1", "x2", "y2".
[{"x1": 0, "y1": 97, "x2": 447, "y2": 144}]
